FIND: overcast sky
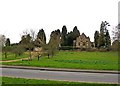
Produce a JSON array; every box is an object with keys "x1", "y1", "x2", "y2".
[{"x1": 0, "y1": 0, "x2": 119, "y2": 43}]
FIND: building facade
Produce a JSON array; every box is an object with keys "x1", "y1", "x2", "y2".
[{"x1": 74, "y1": 33, "x2": 91, "y2": 49}]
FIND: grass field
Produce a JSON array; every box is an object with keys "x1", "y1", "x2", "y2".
[
  {"x1": 1, "y1": 77, "x2": 119, "y2": 86},
  {"x1": 2, "y1": 51, "x2": 119, "y2": 70},
  {"x1": 0, "y1": 52, "x2": 29, "y2": 61}
]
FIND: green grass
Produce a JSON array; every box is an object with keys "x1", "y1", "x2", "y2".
[
  {"x1": 0, "y1": 52, "x2": 29, "y2": 61},
  {"x1": 2, "y1": 51, "x2": 119, "y2": 70},
  {"x1": 1, "y1": 77, "x2": 119, "y2": 86}
]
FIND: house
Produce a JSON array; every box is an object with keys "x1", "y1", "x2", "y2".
[{"x1": 73, "y1": 33, "x2": 92, "y2": 49}]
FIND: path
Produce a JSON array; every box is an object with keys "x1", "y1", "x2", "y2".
[{"x1": 0, "y1": 58, "x2": 29, "y2": 63}]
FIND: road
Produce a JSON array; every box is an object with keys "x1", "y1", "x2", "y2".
[{"x1": 0, "y1": 68, "x2": 119, "y2": 84}]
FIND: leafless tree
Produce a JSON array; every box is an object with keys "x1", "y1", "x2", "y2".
[
  {"x1": 112, "y1": 23, "x2": 120, "y2": 51},
  {"x1": 0, "y1": 34, "x2": 6, "y2": 47},
  {"x1": 20, "y1": 29, "x2": 37, "y2": 61},
  {"x1": 30, "y1": 29, "x2": 36, "y2": 41},
  {"x1": 112, "y1": 23, "x2": 120, "y2": 42},
  {"x1": 20, "y1": 29, "x2": 37, "y2": 42}
]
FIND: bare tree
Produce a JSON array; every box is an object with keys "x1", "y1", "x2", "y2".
[
  {"x1": 112, "y1": 23, "x2": 120, "y2": 41},
  {"x1": 30, "y1": 29, "x2": 36, "y2": 41},
  {"x1": 21, "y1": 29, "x2": 37, "y2": 42},
  {"x1": 23, "y1": 29, "x2": 29, "y2": 35},
  {"x1": 20, "y1": 29, "x2": 36, "y2": 61},
  {"x1": 112, "y1": 23, "x2": 120, "y2": 51},
  {"x1": 0, "y1": 34, "x2": 6, "y2": 47},
  {"x1": 0, "y1": 35, "x2": 6, "y2": 52}
]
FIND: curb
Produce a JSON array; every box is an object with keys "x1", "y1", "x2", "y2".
[{"x1": 0, "y1": 65, "x2": 119, "y2": 74}]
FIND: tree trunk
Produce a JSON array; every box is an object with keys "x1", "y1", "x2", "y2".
[
  {"x1": 52, "y1": 50, "x2": 54, "y2": 57},
  {"x1": 4, "y1": 52, "x2": 7, "y2": 59},
  {"x1": 15, "y1": 54, "x2": 17, "y2": 58},
  {"x1": 29, "y1": 50, "x2": 32, "y2": 61},
  {"x1": 38, "y1": 55, "x2": 39, "y2": 61},
  {"x1": 48, "y1": 53, "x2": 49, "y2": 59}
]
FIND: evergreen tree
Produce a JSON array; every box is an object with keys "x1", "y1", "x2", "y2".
[
  {"x1": 37, "y1": 29, "x2": 46, "y2": 44},
  {"x1": 61, "y1": 25, "x2": 67, "y2": 46},
  {"x1": 72, "y1": 26, "x2": 80, "y2": 40},
  {"x1": 65, "y1": 26, "x2": 80, "y2": 46},
  {"x1": 105, "y1": 30, "x2": 111, "y2": 49},
  {"x1": 66, "y1": 31, "x2": 73, "y2": 46},
  {"x1": 5, "y1": 38, "x2": 10, "y2": 46},
  {"x1": 94, "y1": 31, "x2": 99, "y2": 48},
  {"x1": 98, "y1": 21, "x2": 111, "y2": 49},
  {"x1": 99, "y1": 21, "x2": 106, "y2": 48},
  {"x1": 35, "y1": 29, "x2": 46, "y2": 47}
]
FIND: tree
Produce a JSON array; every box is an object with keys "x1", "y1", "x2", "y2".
[
  {"x1": 19, "y1": 34, "x2": 33, "y2": 61},
  {"x1": 99, "y1": 22, "x2": 106, "y2": 48},
  {"x1": 65, "y1": 26, "x2": 80, "y2": 46},
  {"x1": 2, "y1": 38, "x2": 11, "y2": 58},
  {"x1": 2, "y1": 46, "x2": 12, "y2": 58},
  {"x1": 5, "y1": 38, "x2": 10, "y2": 46},
  {"x1": 12, "y1": 45, "x2": 25, "y2": 58},
  {"x1": 47, "y1": 29, "x2": 60, "y2": 58},
  {"x1": 72, "y1": 26, "x2": 80, "y2": 40},
  {"x1": 66, "y1": 31, "x2": 73, "y2": 46},
  {"x1": 30, "y1": 29, "x2": 36, "y2": 42},
  {"x1": 28, "y1": 43, "x2": 34, "y2": 61},
  {"x1": 61, "y1": 25, "x2": 67, "y2": 46},
  {"x1": 98, "y1": 21, "x2": 110, "y2": 48},
  {"x1": 20, "y1": 29, "x2": 37, "y2": 46},
  {"x1": 111, "y1": 40, "x2": 120, "y2": 51},
  {"x1": 0, "y1": 35, "x2": 6, "y2": 47},
  {"x1": 35, "y1": 29, "x2": 46, "y2": 47},
  {"x1": 112, "y1": 23, "x2": 120, "y2": 51},
  {"x1": 105, "y1": 30, "x2": 111, "y2": 49},
  {"x1": 112, "y1": 23, "x2": 120, "y2": 42},
  {"x1": 94, "y1": 31, "x2": 99, "y2": 48},
  {"x1": 0, "y1": 35, "x2": 6, "y2": 52},
  {"x1": 37, "y1": 29, "x2": 46, "y2": 44},
  {"x1": 20, "y1": 34, "x2": 32, "y2": 48}
]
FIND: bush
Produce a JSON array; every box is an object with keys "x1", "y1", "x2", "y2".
[
  {"x1": 86, "y1": 48, "x2": 98, "y2": 52},
  {"x1": 99, "y1": 47, "x2": 108, "y2": 52},
  {"x1": 59, "y1": 46, "x2": 73, "y2": 50}
]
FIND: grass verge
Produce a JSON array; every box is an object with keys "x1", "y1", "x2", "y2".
[{"x1": 1, "y1": 77, "x2": 120, "y2": 86}]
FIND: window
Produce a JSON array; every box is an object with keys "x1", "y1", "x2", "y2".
[
  {"x1": 78, "y1": 42, "x2": 80, "y2": 46},
  {"x1": 83, "y1": 42, "x2": 86, "y2": 46}
]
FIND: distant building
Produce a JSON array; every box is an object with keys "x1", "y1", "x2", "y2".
[{"x1": 74, "y1": 33, "x2": 92, "y2": 49}]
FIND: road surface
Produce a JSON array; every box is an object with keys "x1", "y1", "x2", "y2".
[{"x1": 0, "y1": 68, "x2": 119, "y2": 84}]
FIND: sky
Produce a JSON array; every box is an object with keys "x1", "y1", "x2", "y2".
[{"x1": 0, "y1": 0, "x2": 119, "y2": 43}]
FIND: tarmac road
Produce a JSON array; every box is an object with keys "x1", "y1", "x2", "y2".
[{"x1": 0, "y1": 67, "x2": 119, "y2": 84}]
